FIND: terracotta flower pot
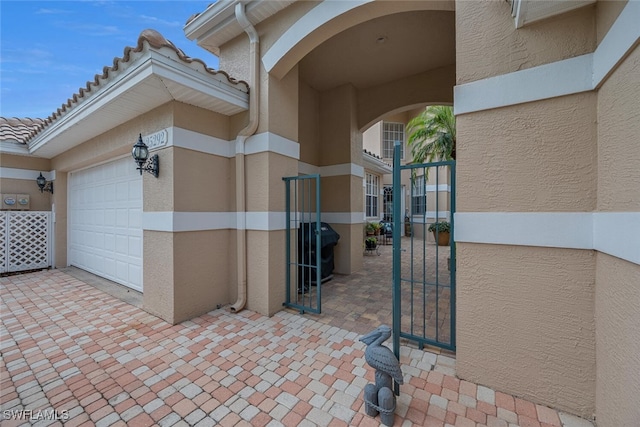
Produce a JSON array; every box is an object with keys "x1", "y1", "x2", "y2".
[{"x1": 433, "y1": 231, "x2": 450, "y2": 246}]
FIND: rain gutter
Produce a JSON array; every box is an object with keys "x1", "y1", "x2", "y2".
[{"x1": 230, "y1": 2, "x2": 259, "y2": 313}]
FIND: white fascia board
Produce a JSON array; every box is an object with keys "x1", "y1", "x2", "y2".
[
  {"x1": 149, "y1": 51, "x2": 249, "y2": 108},
  {"x1": 184, "y1": 0, "x2": 239, "y2": 41},
  {"x1": 0, "y1": 142, "x2": 31, "y2": 156},
  {"x1": 363, "y1": 154, "x2": 392, "y2": 175},
  {"x1": 592, "y1": 0, "x2": 640, "y2": 88},
  {"x1": 28, "y1": 56, "x2": 156, "y2": 155}
]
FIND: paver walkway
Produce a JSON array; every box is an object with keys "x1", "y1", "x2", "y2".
[{"x1": 1, "y1": 270, "x2": 593, "y2": 427}]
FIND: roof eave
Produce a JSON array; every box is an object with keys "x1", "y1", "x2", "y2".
[
  {"x1": 363, "y1": 152, "x2": 393, "y2": 175},
  {"x1": 28, "y1": 50, "x2": 248, "y2": 159},
  {"x1": 184, "y1": 1, "x2": 295, "y2": 54}
]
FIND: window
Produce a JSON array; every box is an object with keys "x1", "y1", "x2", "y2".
[
  {"x1": 382, "y1": 122, "x2": 404, "y2": 159},
  {"x1": 412, "y1": 175, "x2": 426, "y2": 215},
  {"x1": 366, "y1": 173, "x2": 379, "y2": 217},
  {"x1": 383, "y1": 186, "x2": 393, "y2": 221}
]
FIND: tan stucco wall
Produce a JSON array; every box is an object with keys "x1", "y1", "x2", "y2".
[
  {"x1": 1, "y1": 154, "x2": 54, "y2": 211},
  {"x1": 143, "y1": 230, "x2": 175, "y2": 322},
  {"x1": 1, "y1": 154, "x2": 51, "y2": 171},
  {"x1": 245, "y1": 230, "x2": 287, "y2": 316},
  {"x1": 594, "y1": 32, "x2": 639, "y2": 427},
  {"x1": 298, "y1": 80, "x2": 321, "y2": 166},
  {"x1": 331, "y1": 223, "x2": 363, "y2": 275},
  {"x1": 596, "y1": 0, "x2": 627, "y2": 44},
  {"x1": 245, "y1": 152, "x2": 297, "y2": 212},
  {"x1": 456, "y1": 243, "x2": 596, "y2": 417},
  {"x1": 172, "y1": 230, "x2": 231, "y2": 322},
  {"x1": 457, "y1": 93, "x2": 597, "y2": 212},
  {"x1": 319, "y1": 84, "x2": 362, "y2": 166},
  {"x1": 173, "y1": 103, "x2": 231, "y2": 140},
  {"x1": 0, "y1": 178, "x2": 51, "y2": 211},
  {"x1": 52, "y1": 172, "x2": 67, "y2": 267},
  {"x1": 321, "y1": 175, "x2": 363, "y2": 213},
  {"x1": 173, "y1": 148, "x2": 231, "y2": 212},
  {"x1": 595, "y1": 253, "x2": 640, "y2": 427},
  {"x1": 597, "y1": 44, "x2": 640, "y2": 212},
  {"x1": 358, "y1": 65, "x2": 455, "y2": 131},
  {"x1": 362, "y1": 122, "x2": 381, "y2": 155},
  {"x1": 51, "y1": 104, "x2": 174, "y2": 173},
  {"x1": 456, "y1": 0, "x2": 596, "y2": 84}
]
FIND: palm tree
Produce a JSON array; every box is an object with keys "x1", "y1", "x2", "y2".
[{"x1": 406, "y1": 105, "x2": 456, "y2": 163}]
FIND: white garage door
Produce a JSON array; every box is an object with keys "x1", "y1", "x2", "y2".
[{"x1": 68, "y1": 157, "x2": 143, "y2": 291}]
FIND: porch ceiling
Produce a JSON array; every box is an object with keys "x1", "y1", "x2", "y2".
[{"x1": 299, "y1": 10, "x2": 455, "y2": 92}]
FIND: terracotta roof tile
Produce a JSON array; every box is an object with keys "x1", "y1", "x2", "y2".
[
  {"x1": 0, "y1": 117, "x2": 45, "y2": 145},
  {"x1": 0, "y1": 29, "x2": 248, "y2": 146}
]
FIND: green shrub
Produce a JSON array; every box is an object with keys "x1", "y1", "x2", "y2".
[{"x1": 428, "y1": 221, "x2": 450, "y2": 233}]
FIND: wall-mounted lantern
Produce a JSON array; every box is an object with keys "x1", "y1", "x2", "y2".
[
  {"x1": 36, "y1": 172, "x2": 53, "y2": 194},
  {"x1": 132, "y1": 133, "x2": 159, "y2": 177}
]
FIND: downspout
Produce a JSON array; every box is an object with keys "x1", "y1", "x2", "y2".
[{"x1": 230, "y1": 2, "x2": 259, "y2": 313}]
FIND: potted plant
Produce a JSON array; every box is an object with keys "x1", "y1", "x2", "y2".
[
  {"x1": 365, "y1": 222, "x2": 376, "y2": 236},
  {"x1": 372, "y1": 222, "x2": 382, "y2": 236},
  {"x1": 365, "y1": 237, "x2": 378, "y2": 249},
  {"x1": 428, "y1": 221, "x2": 451, "y2": 246}
]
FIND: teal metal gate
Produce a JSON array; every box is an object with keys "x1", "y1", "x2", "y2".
[
  {"x1": 283, "y1": 174, "x2": 322, "y2": 314},
  {"x1": 392, "y1": 141, "x2": 456, "y2": 354}
]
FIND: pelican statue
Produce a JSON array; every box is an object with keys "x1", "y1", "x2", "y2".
[{"x1": 359, "y1": 325, "x2": 404, "y2": 385}]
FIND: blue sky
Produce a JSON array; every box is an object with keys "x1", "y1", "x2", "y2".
[{"x1": 1, "y1": 1, "x2": 218, "y2": 119}]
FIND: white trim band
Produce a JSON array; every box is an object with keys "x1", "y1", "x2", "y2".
[
  {"x1": 454, "y1": 1, "x2": 640, "y2": 115},
  {"x1": 298, "y1": 161, "x2": 365, "y2": 178},
  {"x1": 165, "y1": 128, "x2": 300, "y2": 159},
  {"x1": 142, "y1": 211, "x2": 367, "y2": 231},
  {"x1": 0, "y1": 167, "x2": 55, "y2": 181},
  {"x1": 455, "y1": 212, "x2": 640, "y2": 265}
]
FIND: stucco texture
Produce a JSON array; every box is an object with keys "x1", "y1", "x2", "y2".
[
  {"x1": 456, "y1": 243, "x2": 596, "y2": 417},
  {"x1": 245, "y1": 152, "x2": 297, "y2": 212},
  {"x1": 456, "y1": 0, "x2": 596, "y2": 84},
  {"x1": 245, "y1": 230, "x2": 287, "y2": 316},
  {"x1": 143, "y1": 230, "x2": 232, "y2": 324},
  {"x1": 456, "y1": 93, "x2": 597, "y2": 212},
  {"x1": 0, "y1": 178, "x2": 51, "y2": 211},
  {"x1": 595, "y1": 253, "x2": 640, "y2": 427},
  {"x1": 597, "y1": 44, "x2": 640, "y2": 211}
]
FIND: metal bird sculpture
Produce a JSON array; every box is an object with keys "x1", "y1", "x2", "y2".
[{"x1": 360, "y1": 325, "x2": 404, "y2": 385}]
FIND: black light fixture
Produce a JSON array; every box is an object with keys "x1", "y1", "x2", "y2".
[
  {"x1": 36, "y1": 172, "x2": 53, "y2": 194},
  {"x1": 131, "y1": 133, "x2": 159, "y2": 177}
]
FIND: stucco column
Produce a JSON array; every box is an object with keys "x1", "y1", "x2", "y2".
[
  {"x1": 242, "y1": 69, "x2": 299, "y2": 316},
  {"x1": 318, "y1": 84, "x2": 364, "y2": 275}
]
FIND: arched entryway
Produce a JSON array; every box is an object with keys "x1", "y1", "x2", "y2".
[{"x1": 271, "y1": 1, "x2": 457, "y2": 345}]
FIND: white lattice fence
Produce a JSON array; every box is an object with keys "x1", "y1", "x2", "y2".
[{"x1": 1, "y1": 211, "x2": 52, "y2": 273}]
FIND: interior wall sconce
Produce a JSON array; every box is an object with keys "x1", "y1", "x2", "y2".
[
  {"x1": 36, "y1": 172, "x2": 54, "y2": 194},
  {"x1": 131, "y1": 133, "x2": 159, "y2": 177}
]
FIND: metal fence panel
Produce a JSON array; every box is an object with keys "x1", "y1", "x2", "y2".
[
  {"x1": 393, "y1": 141, "x2": 456, "y2": 354},
  {"x1": 283, "y1": 175, "x2": 322, "y2": 314}
]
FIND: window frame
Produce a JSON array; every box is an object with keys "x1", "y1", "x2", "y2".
[{"x1": 382, "y1": 122, "x2": 404, "y2": 159}]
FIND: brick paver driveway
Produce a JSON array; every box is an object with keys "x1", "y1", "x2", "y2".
[{"x1": 1, "y1": 270, "x2": 591, "y2": 427}]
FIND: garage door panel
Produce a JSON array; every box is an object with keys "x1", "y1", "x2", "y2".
[{"x1": 69, "y1": 157, "x2": 143, "y2": 292}]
